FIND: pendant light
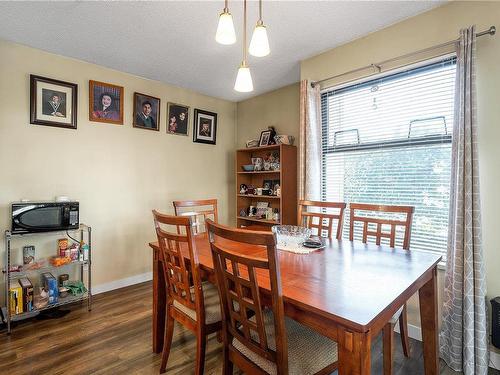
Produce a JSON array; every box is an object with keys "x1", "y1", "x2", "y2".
[
  {"x1": 234, "y1": 0, "x2": 253, "y2": 92},
  {"x1": 215, "y1": 0, "x2": 236, "y2": 45},
  {"x1": 249, "y1": 0, "x2": 270, "y2": 57}
]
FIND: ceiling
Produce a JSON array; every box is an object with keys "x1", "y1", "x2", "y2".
[{"x1": 0, "y1": 1, "x2": 443, "y2": 102}]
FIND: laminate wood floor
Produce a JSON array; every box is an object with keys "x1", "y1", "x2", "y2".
[{"x1": 1, "y1": 281, "x2": 498, "y2": 374}]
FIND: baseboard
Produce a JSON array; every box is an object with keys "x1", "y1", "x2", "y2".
[
  {"x1": 92, "y1": 271, "x2": 152, "y2": 295},
  {"x1": 394, "y1": 322, "x2": 422, "y2": 341}
]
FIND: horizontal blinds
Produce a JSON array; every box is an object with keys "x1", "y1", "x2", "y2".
[{"x1": 321, "y1": 57, "x2": 456, "y2": 255}]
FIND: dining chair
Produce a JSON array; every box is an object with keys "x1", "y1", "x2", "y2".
[
  {"x1": 152, "y1": 210, "x2": 222, "y2": 375},
  {"x1": 349, "y1": 203, "x2": 414, "y2": 375},
  {"x1": 173, "y1": 199, "x2": 218, "y2": 234},
  {"x1": 298, "y1": 200, "x2": 347, "y2": 239},
  {"x1": 206, "y1": 219, "x2": 339, "y2": 375}
]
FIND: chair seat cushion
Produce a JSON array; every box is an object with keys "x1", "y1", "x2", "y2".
[
  {"x1": 389, "y1": 305, "x2": 404, "y2": 324},
  {"x1": 233, "y1": 309, "x2": 338, "y2": 375},
  {"x1": 172, "y1": 282, "x2": 221, "y2": 324}
]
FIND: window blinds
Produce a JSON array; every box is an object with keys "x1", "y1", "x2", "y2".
[{"x1": 321, "y1": 57, "x2": 456, "y2": 255}]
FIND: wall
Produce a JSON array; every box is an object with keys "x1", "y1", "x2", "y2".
[
  {"x1": 236, "y1": 83, "x2": 299, "y2": 148},
  {"x1": 301, "y1": 1, "x2": 500, "y2": 329},
  {"x1": 0, "y1": 39, "x2": 237, "y2": 294}
]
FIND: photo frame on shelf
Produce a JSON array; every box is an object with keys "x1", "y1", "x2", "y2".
[
  {"x1": 259, "y1": 130, "x2": 272, "y2": 146},
  {"x1": 30, "y1": 75, "x2": 78, "y2": 130}
]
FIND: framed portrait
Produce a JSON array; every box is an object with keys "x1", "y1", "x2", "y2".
[
  {"x1": 193, "y1": 109, "x2": 217, "y2": 145},
  {"x1": 167, "y1": 102, "x2": 189, "y2": 136},
  {"x1": 30, "y1": 75, "x2": 78, "y2": 129},
  {"x1": 259, "y1": 130, "x2": 272, "y2": 146},
  {"x1": 89, "y1": 80, "x2": 124, "y2": 125},
  {"x1": 133, "y1": 92, "x2": 160, "y2": 131}
]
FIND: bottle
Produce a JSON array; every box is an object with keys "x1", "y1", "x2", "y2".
[{"x1": 80, "y1": 242, "x2": 89, "y2": 261}]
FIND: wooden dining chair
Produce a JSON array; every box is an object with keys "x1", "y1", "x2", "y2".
[
  {"x1": 298, "y1": 200, "x2": 346, "y2": 239},
  {"x1": 173, "y1": 199, "x2": 218, "y2": 234},
  {"x1": 349, "y1": 203, "x2": 414, "y2": 375},
  {"x1": 206, "y1": 219, "x2": 338, "y2": 375},
  {"x1": 152, "y1": 210, "x2": 222, "y2": 375}
]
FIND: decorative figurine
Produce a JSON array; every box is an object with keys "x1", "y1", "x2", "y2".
[
  {"x1": 239, "y1": 183, "x2": 248, "y2": 195},
  {"x1": 239, "y1": 209, "x2": 247, "y2": 217},
  {"x1": 275, "y1": 183, "x2": 281, "y2": 197}
]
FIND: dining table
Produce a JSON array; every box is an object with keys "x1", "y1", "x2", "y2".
[{"x1": 148, "y1": 232, "x2": 441, "y2": 375}]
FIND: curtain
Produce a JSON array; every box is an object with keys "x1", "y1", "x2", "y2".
[
  {"x1": 439, "y1": 25, "x2": 488, "y2": 375},
  {"x1": 299, "y1": 80, "x2": 322, "y2": 201}
]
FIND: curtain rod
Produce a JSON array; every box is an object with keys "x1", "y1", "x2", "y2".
[{"x1": 311, "y1": 26, "x2": 496, "y2": 88}]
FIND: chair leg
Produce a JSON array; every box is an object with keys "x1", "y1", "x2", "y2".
[
  {"x1": 194, "y1": 330, "x2": 207, "y2": 375},
  {"x1": 222, "y1": 344, "x2": 233, "y2": 375},
  {"x1": 399, "y1": 304, "x2": 410, "y2": 357},
  {"x1": 160, "y1": 313, "x2": 175, "y2": 374},
  {"x1": 383, "y1": 322, "x2": 395, "y2": 375}
]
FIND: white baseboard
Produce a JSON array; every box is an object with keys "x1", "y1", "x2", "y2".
[
  {"x1": 394, "y1": 322, "x2": 422, "y2": 341},
  {"x1": 92, "y1": 271, "x2": 152, "y2": 295}
]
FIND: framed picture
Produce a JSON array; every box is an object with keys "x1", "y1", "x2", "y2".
[
  {"x1": 133, "y1": 93, "x2": 160, "y2": 131},
  {"x1": 30, "y1": 75, "x2": 78, "y2": 129},
  {"x1": 89, "y1": 80, "x2": 124, "y2": 125},
  {"x1": 259, "y1": 130, "x2": 272, "y2": 146},
  {"x1": 193, "y1": 109, "x2": 217, "y2": 145},
  {"x1": 167, "y1": 102, "x2": 189, "y2": 136}
]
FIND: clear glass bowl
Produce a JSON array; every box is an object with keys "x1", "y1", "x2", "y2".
[{"x1": 272, "y1": 225, "x2": 311, "y2": 248}]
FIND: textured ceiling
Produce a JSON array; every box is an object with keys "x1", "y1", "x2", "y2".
[{"x1": 0, "y1": 1, "x2": 443, "y2": 101}]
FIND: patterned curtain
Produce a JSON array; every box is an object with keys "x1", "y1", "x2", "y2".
[
  {"x1": 439, "y1": 25, "x2": 488, "y2": 375},
  {"x1": 298, "y1": 80, "x2": 322, "y2": 201}
]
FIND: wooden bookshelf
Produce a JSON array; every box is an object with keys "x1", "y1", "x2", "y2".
[{"x1": 236, "y1": 144, "x2": 297, "y2": 228}]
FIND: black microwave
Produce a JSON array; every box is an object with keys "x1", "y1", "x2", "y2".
[{"x1": 11, "y1": 201, "x2": 79, "y2": 234}]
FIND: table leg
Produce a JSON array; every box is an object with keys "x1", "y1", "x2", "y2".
[
  {"x1": 419, "y1": 267, "x2": 439, "y2": 375},
  {"x1": 337, "y1": 326, "x2": 371, "y2": 375},
  {"x1": 153, "y1": 247, "x2": 166, "y2": 354}
]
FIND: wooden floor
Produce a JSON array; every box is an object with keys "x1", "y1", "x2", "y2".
[{"x1": 1, "y1": 281, "x2": 498, "y2": 375}]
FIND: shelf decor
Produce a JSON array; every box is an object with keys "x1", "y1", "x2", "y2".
[{"x1": 236, "y1": 144, "x2": 297, "y2": 228}]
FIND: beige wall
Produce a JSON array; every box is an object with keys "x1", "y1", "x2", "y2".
[
  {"x1": 236, "y1": 83, "x2": 299, "y2": 148},
  {"x1": 0, "y1": 39, "x2": 236, "y2": 292}
]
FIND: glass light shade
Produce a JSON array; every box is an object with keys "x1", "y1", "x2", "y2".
[
  {"x1": 234, "y1": 64, "x2": 254, "y2": 92},
  {"x1": 249, "y1": 23, "x2": 270, "y2": 57},
  {"x1": 215, "y1": 11, "x2": 236, "y2": 45}
]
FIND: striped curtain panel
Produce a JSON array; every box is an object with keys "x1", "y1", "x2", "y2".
[
  {"x1": 439, "y1": 25, "x2": 489, "y2": 375},
  {"x1": 299, "y1": 80, "x2": 322, "y2": 201}
]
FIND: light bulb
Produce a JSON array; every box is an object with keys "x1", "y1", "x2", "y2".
[
  {"x1": 249, "y1": 21, "x2": 270, "y2": 57},
  {"x1": 215, "y1": 11, "x2": 236, "y2": 45},
  {"x1": 234, "y1": 63, "x2": 254, "y2": 92}
]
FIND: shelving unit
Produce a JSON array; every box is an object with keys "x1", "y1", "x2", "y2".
[
  {"x1": 2, "y1": 224, "x2": 92, "y2": 334},
  {"x1": 236, "y1": 144, "x2": 297, "y2": 228}
]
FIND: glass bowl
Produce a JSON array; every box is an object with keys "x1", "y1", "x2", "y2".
[{"x1": 272, "y1": 225, "x2": 311, "y2": 248}]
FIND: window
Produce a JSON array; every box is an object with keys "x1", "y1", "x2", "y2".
[{"x1": 321, "y1": 57, "x2": 456, "y2": 256}]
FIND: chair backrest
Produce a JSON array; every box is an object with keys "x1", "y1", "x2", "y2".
[
  {"x1": 152, "y1": 210, "x2": 206, "y2": 323},
  {"x1": 349, "y1": 203, "x2": 414, "y2": 249},
  {"x1": 173, "y1": 199, "x2": 218, "y2": 234},
  {"x1": 206, "y1": 219, "x2": 288, "y2": 374},
  {"x1": 298, "y1": 200, "x2": 347, "y2": 239}
]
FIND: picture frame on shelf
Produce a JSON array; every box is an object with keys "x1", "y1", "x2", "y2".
[
  {"x1": 30, "y1": 75, "x2": 78, "y2": 130},
  {"x1": 89, "y1": 80, "x2": 124, "y2": 125},
  {"x1": 133, "y1": 92, "x2": 160, "y2": 131},
  {"x1": 259, "y1": 130, "x2": 272, "y2": 146},
  {"x1": 193, "y1": 108, "x2": 217, "y2": 145},
  {"x1": 167, "y1": 102, "x2": 189, "y2": 136}
]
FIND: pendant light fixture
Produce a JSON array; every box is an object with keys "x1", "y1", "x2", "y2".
[
  {"x1": 234, "y1": 0, "x2": 253, "y2": 92},
  {"x1": 215, "y1": 0, "x2": 236, "y2": 45},
  {"x1": 249, "y1": 0, "x2": 270, "y2": 57}
]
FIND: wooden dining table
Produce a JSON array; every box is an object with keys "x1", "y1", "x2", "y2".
[{"x1": 149, "y1": 233, "x2": 441, "y2": 375}]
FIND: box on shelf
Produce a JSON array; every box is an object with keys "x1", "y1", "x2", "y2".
[
  {"x1": 41, "y1": 272, "x2": 59, "y2": 304},
  {"x1": 18, "y1": 277, "x2": 34, "y2": 312},
  {"x1": 9, "y1": 283, "x2": 23, "y2": 315}
]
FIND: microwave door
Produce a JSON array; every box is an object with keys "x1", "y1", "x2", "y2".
[{"x1": 16, "y1": 206, "x2": 63, "y2": 231}]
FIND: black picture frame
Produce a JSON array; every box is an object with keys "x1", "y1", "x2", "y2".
[
  {"x1": 30, "y1": 75, "x2": 78, "y2": 129},
  {"x1": 193, "y1": 108, "x2": 217, "y2": 145},
  {"x1": 259, "y1": 130, "x2": 272, "y2": 146}
]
